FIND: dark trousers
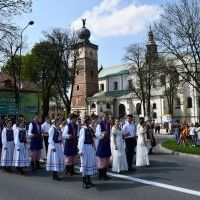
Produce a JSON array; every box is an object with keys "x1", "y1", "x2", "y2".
[
  {"x1": 125, "y1": 137, "x2": 137, "y2": 169},
  {"x1": 43, "y1": 135, "x2": 49, "y2": 154}
]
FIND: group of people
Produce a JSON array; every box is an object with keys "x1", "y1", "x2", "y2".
[
  {"x1": 174, "y1": 121, "x2": 200, "y2": 146},
  {"x1": 0, "y1": 112, "x2": 154, "y2": 189}
]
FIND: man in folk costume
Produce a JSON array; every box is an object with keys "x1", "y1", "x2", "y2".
[
  {"x1": 1, "y1": 119, "x2": 15, "y2": 172},
  {"x1": 41, "y1": 116, "x2": 51, "y2": 154},
  {"x1": 78, "y1": 116, "x2": 97, "y2": 189},
  {"x1": 28, "y1": 113, "x2": 43, "y2": 170},
  {"x1": 96, "y1": 111, "x2": 112, "y2": 180},
  {"x1": 46, "y1": 118, "x2": 65, "y2": 181},
  {"x1": 13, "y1": 120, "x2": 30, "y2": 174},
  {"x1": 63, "y1": 113, "x2": 79, "y2": 176}
]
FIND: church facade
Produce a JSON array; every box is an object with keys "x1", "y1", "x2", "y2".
[{"x1": 71, "y1": 21, "x2": 200, "y2": 123}]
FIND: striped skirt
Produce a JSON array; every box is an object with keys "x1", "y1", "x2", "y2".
[
  {"x1": 1, "y1": 141, "x2": 14, "y2": 166},
  {"x1": 46, "y1": 143, "x2": 65, "y2": 172},
  {"x1": 12, "y1": 143, "x2": 30, "y2": 167},
  {"x1": 80, "y1": 144, "x2": 97, "y2": 176}
]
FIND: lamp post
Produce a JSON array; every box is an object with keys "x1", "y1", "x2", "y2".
[
  {"x1": 17, "y1": 21, "x2": 34, "y2": 109},
  {"x1": 18, "y1": 20, "x2": 34, "y2": 91}
]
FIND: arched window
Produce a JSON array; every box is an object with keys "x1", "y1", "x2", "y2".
[
  {"x1": 77, "y1": 85, "x2": 79, "y2": 90},
  {"x1": 153, "y1": 112, "x2": 157, "y2": 119},
  {"x1": 106, "y1": 103, "x2": 111, "y2": 109},
  {"x1": 91, "y1": 103, "x2": 96, "y2": 109},
  {"x1": 187, "y1": 97, "x2": 192, "y2": 108},
  {"x1": 153, "y1": 103, "x2": 157, "y2": 109},
  {"x1": 176, "y1": 97, "x2": 181, "y2": 109},
  {"x1": 136, "y1": 103, "x2": 141, "y2": 116}
]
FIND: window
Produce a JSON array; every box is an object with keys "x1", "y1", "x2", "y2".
[
  {"x1": 76, "y1": 70, "x2": 79, "y2": 75},
  {"x1": 153, "y1": 112, "x2": 157, "y2": 119},
  {"x1": 176, "y1": 98, "x2": 181, "y2": 109},
  {"x1": 113, "y1": 82, "x2": 118, "y2": 90},
  {"x1": 100, "y1": 84, "x2": 104, "y2": 92},
  {"x1": 91, "y1": 70, "x2": 94, "y2": 79},
  {"x1": 90, "y1": 51, "x2": 93, "y2": 57},
  {"x1": 91, "y1": 103, "x2": 96, "y2": 109},
  {"x1": 106, "y1": 103, "x2": 111, "y2": 109},
  {"x1": 187, "y1": 97, "x2": 192, "y2": 108},
  {"x1": 128, "y1": 80, "x2": 133, "y2": 89},
  {"x1": 153, "y1": 103, "x2": 157, "y2": 109},
  {"x1": 136, "y1": 103, "x2": 141, "y2": 116},
  {"x1": 77, "y1": 85, "x2": 79, "y2": 90}
]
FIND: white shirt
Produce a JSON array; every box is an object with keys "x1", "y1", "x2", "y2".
[
  {"x1": 189, "y1": 127, "x2": 196, "y2": 136},
  {"x1": 123, "y1": 122, "x2": 137, "y2": 138},
  {"x1": 41, "y1": 122, "x2": 51, "y2": 135}
]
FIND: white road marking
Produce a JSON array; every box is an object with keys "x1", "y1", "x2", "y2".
[{"x1": 107, "y1": 172, "x2": 200, "y2": 197}]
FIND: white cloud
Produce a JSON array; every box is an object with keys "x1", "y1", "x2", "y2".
[{"x1": 71, "y1": 0, "x2": 162, "y2": 37}]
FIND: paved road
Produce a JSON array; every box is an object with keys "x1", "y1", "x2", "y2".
[{"x1": 0, "y1": 135, "x2": 200, "y2": 200}]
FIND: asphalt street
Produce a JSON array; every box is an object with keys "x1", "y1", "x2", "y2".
[{"x1": 0, "y1": 135, "x2": 200, "y2": 200}]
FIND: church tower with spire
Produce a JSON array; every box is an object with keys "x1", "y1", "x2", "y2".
[
  {"x1": 70, "y1": 19, "x2": 99, "y2": 117},
  {"x1": 146, "y1": 27, "x2": 158, "y2": 63}
]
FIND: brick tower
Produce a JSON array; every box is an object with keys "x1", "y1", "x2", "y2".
[{"x1": 71, "y1": 19, "x2": 99, "y2": 117}]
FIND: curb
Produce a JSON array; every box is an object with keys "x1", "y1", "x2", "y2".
[{"x1": 158, "y1": 143, "x2": 200, "y2": 160}]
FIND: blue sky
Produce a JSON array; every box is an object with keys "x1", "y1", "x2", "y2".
[{"x1": 15, "y1": 0, "x2": 164, "y2": 68}]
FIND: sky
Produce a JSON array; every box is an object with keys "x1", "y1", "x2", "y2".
[{"x1": 15, "y1": 0, "x2": 164, "y2": 68}]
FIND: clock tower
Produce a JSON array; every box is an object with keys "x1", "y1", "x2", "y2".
[{"x1": 71, "y1": 19, "x2": 99, "y2": 117}]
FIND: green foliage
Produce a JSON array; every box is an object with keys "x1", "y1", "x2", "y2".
[{"x1": 162, "y1": 140, "x2": 200, "y2": 155}]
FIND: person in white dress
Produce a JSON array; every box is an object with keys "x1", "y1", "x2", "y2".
[
  {"x1": 111, "y1": 119, "x2": 128, "y2": 173},
  {"x1": 46, "y1": 118, "x2": 65, "y2": 181},
  {"x1": 12, "y1": 120, "x2": 30, "y2": 174},
  {"x1": 1, "y1": 119, "x2": 15, "y2": 172},
  {"x1": 136, "y1": 117, "x2": 150, "y2": 167},
  {"x1": 78, "y1": 116, "x2": 97, "y2": 189}
]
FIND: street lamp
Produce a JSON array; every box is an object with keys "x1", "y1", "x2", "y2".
[
  {"x1": 18, "y1": 20, "x2": 34, "y2": 90},
  {"x1": 17, "y1": 21, "x2": 34, "y2": 109}
]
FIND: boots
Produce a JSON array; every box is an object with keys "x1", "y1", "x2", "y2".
[
  {"x1": 102, "y1": 168, "x2": 111, "y2": 180},
  {"x1": 52, "y1": 171, "x2": 61, "y2": 181},
  {"x1": 16, "y1": 167, "x2": 25, "y2": 175},
  {"x1": 35, "y1": 160, "x2": 42, "y2": 169},
  {"x1": 98, "y1": 169, "x2": 103, "y2": 180},
  {"x1": 66, "y1": 165, "x2": 72, "y2": 176},
  {"x1": 83, "y1": 176, "x2": 89, "y2": 189},
  {"x1": 72, "y1": 164, "x2": 78, "y2": 175},
  {"x1": 87, "y1": 175, "x2": 95, "y2": 187},
  {"x1": 30, "y1": 161, "x2": 36, "y2": 171}
]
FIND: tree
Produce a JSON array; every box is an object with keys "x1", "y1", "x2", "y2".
[
  {"x1": 0, "y1": 0, "x2": 32, "y2": 38},
  {"x1": 44, "y1": 28, "x2": 78, "y2": 114},
  {"x1": 124, "y1": 43, "x2": 147, "y2": 117},
  {"x1": 154, "y1": 0, "x2": 200, "y2": 93},
  {"x1": 160, "y1": 58, "x2": 180, "y2": 116}
]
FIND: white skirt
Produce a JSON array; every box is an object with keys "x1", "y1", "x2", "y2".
[
  {"x1": 46, "y1": 143, "x2": 65, "y2": 172},
  {"x1": 1, "y1": 141, "x2": 15, "y2": 166},
  {"x1": 136, "y1": 144, "x2": 150, "y2": 166},
  {"x1": 80, "y1": 144, "x2": 97, "y2": 175},
  {"x1": 12, "y1": 143, "x2": 30, "y2": 167}
]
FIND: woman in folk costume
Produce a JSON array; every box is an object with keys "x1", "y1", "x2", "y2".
[
  {"x1": 63, "y1": 113, "x2": 79, "y2": 176},
  {"x1": 136, "y1": 117, "x2": 150, "y2": 167},
  {"x1": 111, "y1": 118, "x2": 128, "y2": 173},
  {"x1": 46, "y1": 118, "x2": 65, "y2": 181},
  {"x1": 28, "y1": 113, "x2": 43, "y2": 170},
  {"x1": 1, "y1": 119, "x2": 14, "y2": 172},
  {"x1": 12, "y1": 120, "x2": 29, "y2": 174},
  {"x1": 78, "y1": 116, "x2": 97, "y2": 189},
  {"x1": 0, "y1": 117, "x2": 3, "y2": 162},
  {"x1": 95, "y1": 111, "x2": 112, "y2": 180}
]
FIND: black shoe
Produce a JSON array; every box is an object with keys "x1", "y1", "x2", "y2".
[
  {"x1": 72, "y1": 164, "x2": 78, "y2": 175},
  {"x1": 35, "y1": 161, "x2": 42, "y2": 169},
  {"x1": 83, "y1": 176, "x2": 89, "y2": 189},
  {"x1": 98, "y1": 169, "x2": 103, "y2": 180},
  {"x1": 87, "y1": 176, "x2": 95, "y2": 187},
  {"x1": 102, "y1": 169, "x2": 111, "y2": 180},
  {"x1": 128, "y1": 167, "x2": 136, "y2": 172},
  {"x1": 52, "y1": 172, "x2": 61, "y2": 181}
]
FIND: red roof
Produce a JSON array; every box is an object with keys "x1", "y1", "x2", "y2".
[{"x1": 0, "y1": 72, "x2": 41, "y2": 92}]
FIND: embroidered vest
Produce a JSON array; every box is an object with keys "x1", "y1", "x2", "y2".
[
  {"x1": 6, "y1": 129, "x2": 14, "y2": 141},
  {"x1": 19, "y1": 129, "x2": 26, "y2": 143}
]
